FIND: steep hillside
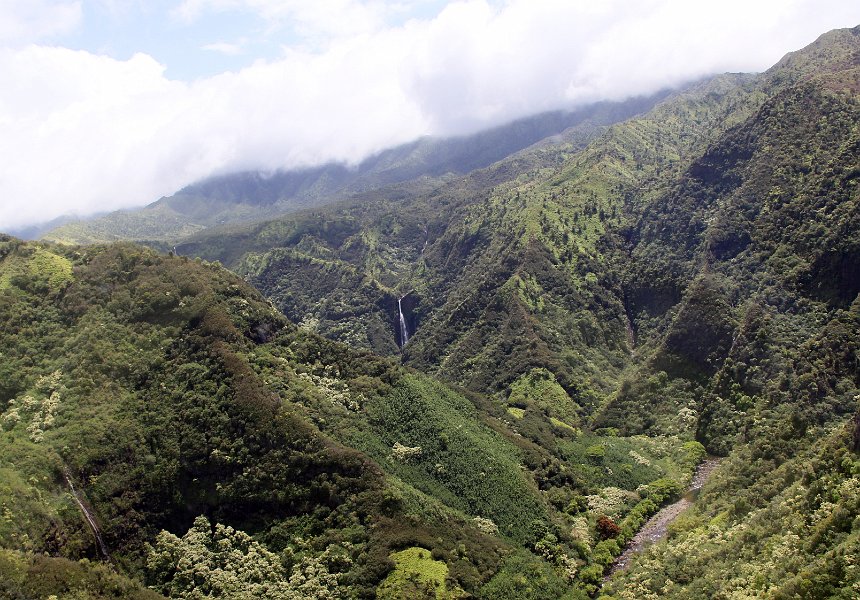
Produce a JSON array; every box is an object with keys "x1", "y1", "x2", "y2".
[
  {"x1": 186, "y1": 27, "x2": 858, "y2": 426},
  {"x1": 0, "y1": 236, "x2": 707, "y2": 599},
  {"x1": 5, "y1": 24, "x2": 859, "y2": 600},
  {"x1": 591, "y1": 27, "x2": 860, "y2": 596},
  {"x1": 146, "y1": 26, "x2": 860, "y2": 598},
  {"x1": 41, "y1": 93, "x2": 668, "y2": 246},
  {"x1": 598, "y1": 25, "x2": 860, "y2": 448},
  {"x1": 179, "y1": 70, "x2": 761, "y2": 402}
]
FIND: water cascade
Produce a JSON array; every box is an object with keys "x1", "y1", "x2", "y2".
[
  {"x1": 64, "y1": 469, "x2": 109, "y2": 559},
  {"x1": 398, "y1": 296, "x2": 410, "y2": 347}
]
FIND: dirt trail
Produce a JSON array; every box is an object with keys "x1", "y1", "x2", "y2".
[{"x1": 611, "y1": 457, "x2": 721, "y2": 573}]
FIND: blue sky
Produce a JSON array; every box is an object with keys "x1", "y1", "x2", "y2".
[
  {"x1": 2, "y1": 0, "x2": 860, "y2": 230},
  {"x1": 6, "y1": 1, "x2": 455, "y2": 79},
  {"x1": 68, "y1": 1, "x2": 276, "y2": 79}
]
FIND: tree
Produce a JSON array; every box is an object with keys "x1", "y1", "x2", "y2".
[{"x1": 146, "y1": 516, "x2": 349, "y2": 600}]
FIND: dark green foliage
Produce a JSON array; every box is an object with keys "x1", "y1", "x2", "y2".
[
  {"x1": 656, "y1": 274, "x2": 737, "y2": 377},
  {"x1": 596, "y1": 28, "x2": 860, "y2": 457},
  {"x1": 4, "y1": 25, "x2": 860, "y2": 600},
  {"x1": 0, "y1": 242, "x2": 386, "y2": 564},
  {"x1": 479, "y1": 551, "x2": 588, "y2": 600},
  {"x1": 0, "y1": 549, "x2": 163, "y2": 599},
  {"x1": 0, "y1": 237, "x2": 595, "y2": 598}
]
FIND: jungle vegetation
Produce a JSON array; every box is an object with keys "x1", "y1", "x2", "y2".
[{"x1": 1, "y1": 25, "x2": 859, "y2": 600}]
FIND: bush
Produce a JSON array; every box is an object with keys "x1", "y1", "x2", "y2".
[{"x1": 596, "y1": 515, "x2": 621, "y2": 540}]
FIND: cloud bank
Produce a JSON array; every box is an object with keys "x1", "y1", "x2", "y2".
[
  {"x1": 0, "y1": 0, "x2": 81, "y2": 45},
  {"x1": 1, "y1": 0, "x2": 859, "y2": 230}
]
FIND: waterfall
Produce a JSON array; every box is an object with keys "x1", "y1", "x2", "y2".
[
  {"x1": 64, "y1": 469, "x2": 109, "y2": 560},
  {"x1": 398, "y1": 296, "x2": 410, "y2": 347}
]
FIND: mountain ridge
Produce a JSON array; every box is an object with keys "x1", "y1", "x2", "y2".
[
  {"x1": 1, "y1": 24, "x2": 859, "y2": 600},
  {"x1": 41, "y1": 91, "x2": 671, "y2": 246}
]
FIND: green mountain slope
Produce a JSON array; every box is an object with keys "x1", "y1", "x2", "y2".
[
  {"x1": 591, "y1": 27, "x2": 860, "y2": 596},
  {"x1": 602, "y1": 413, "x2": 860, "y2": 599},
  {"x1": 599, "y1": 25, "x2": 860, "y2": 446},
  {"x1": 178, "y1": 71, "x2": 761, "y2": 401},
  {"x1": 0, "y1": 236, "x2": 707, "y2": 598},
  {"x1": 188, "y1": 26, "x2": 857, "y2": 420},
  {"x1": 150, "y1": 26, "x2": 860, "y2": 598},
  {"x1": 4, "y1": 24, "x2": 859, "y2": 600}
]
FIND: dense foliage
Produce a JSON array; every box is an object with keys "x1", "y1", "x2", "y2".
[
  {"x1": 601, "y1": 418, "x2": 860, "y2": 599},
  {"x1": 3, "y1": 24, "x2": 859, "y2": 600},
  {"x1": 0, "y1": 237, "x2": 701, "y2": 598}
]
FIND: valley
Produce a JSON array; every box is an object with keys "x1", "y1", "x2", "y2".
[
  {"x1": 1, "y1": 24, "x2": 859, "y2": 600},
  {"x1": 610, "y1": 457, "x2": 721, "y2": 574}
]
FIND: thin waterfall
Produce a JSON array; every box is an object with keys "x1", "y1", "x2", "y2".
[
  {"x1": 398, "y1": 296, "x2": 410, "y2": 347},
  {"x1": 64, "y1": 469, "x2": 109, "y2": 560}
]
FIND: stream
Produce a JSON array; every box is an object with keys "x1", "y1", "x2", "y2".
[{"x1": 610, "y1": 457, "x2": 722, "y2": 573}]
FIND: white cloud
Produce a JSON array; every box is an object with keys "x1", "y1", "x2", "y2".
[
  {"x1": 202, "y1": 40, "x2": 245, "y2": 55},
  {"x1": 1, "y1": 0, "x2": 860, "y2": 230},
  {"x1": 0, "y1": 0, "x2": 82, "y2": 45},
  {"x1": 172, "y1": 0, "x2": 391, "y2": 39}
]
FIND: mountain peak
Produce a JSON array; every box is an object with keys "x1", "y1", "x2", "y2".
[{"x1": 767, "y1": 24, "x2": 860, "y2": 87}]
